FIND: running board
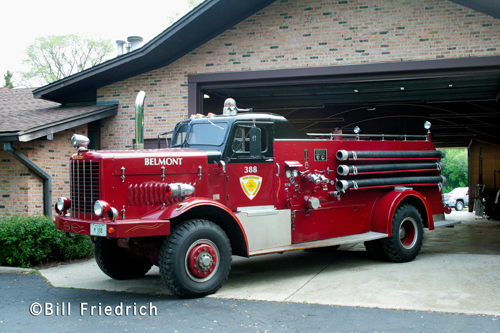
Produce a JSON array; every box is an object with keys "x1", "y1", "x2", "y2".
[
  {"x1": 249, "y1": 232, "x2": 388, "y2": 256},
  {"x1": 434, "y1": 220, "x2": 461, "y2": 228}
]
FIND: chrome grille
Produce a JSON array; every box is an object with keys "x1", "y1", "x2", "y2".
[{"x1": 70, "y1": 159, "x2": 100, "y2": 219}]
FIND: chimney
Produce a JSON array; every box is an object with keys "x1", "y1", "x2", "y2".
[
  {"x1": 127, "y1": 36, "x2": 143, "y2": 51},
  {"x1": 116, "y1": 40, "x2": 126, "y2": 56}
]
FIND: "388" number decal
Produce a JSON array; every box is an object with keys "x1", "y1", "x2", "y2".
[{"x1": 244, "y1": 166, "x2": 258, "y2": 173}]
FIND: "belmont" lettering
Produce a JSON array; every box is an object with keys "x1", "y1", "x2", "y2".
[{"x1": 145, "y1": 158, "x2": 183, "y2": 166}]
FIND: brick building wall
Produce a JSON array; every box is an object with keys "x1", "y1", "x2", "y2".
[
  {"x1": 97, "y1": 0, "x2": 500, "y2": 150},
  {"x1": 2, "y1": 0, "x2": 497, "y2": 218},
  {"x1": 0, "y1": 125, "x2": 87, "y2": 218}
]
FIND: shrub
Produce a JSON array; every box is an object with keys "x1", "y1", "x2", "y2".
[{"x1": 0, "y1": 215, "x2": 93, "y2": 268}]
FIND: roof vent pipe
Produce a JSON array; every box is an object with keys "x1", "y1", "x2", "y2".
[
  {"x1": 127, "y1": 36, "x2": 143, "y2": 51},
  {"x1": 116, "y1": 40, "x2": 126, "y2": 56},
  {"x1": 135, "y1": 91, "x2": 146, "y2": 150}
]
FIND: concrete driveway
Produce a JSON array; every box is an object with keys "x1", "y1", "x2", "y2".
[{"x1": 39, "y1": 211, "x2": 500, "y2": 316}]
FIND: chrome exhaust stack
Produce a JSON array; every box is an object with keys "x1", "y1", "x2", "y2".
[{"x1": 135, "y1": 91, "x2": 146, "y2": 149}]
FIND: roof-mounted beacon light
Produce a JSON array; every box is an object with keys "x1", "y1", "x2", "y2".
[
  {"x1": 223, "y1": 98, "x2": 253, "y2": 115},
  {"x1": 71, "y1": 134, "x2": 90, "y2": 151},
  {"x1": 223, "y1": 98, "x2": 237, "y2": 116}
]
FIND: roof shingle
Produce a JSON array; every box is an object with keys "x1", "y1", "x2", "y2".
[{"x1": 0, "y1": 88, "x2": 117, "y2": 140}]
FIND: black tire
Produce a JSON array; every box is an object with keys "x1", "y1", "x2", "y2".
[
  {"x1": 380, "y1": 203, "x2": 424, "y2": 263},
  {"x1": 94, "y1": 237, "x2": 153, "y2": 280},
  {"x1": 455, "y1": 200, "x2": 464, "y2": 211},
  {"x1": 364, "y1": 239, "x2": 387, "y2": 261},
  {"x1": 159, "y1": 219, "x2": 232, "y2": 298}
]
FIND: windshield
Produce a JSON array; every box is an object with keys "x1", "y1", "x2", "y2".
[
  {"x1": 171, "y1": 124, "x2": 189, "y2": 147},
  {"x1": 176, "y1": 121, "x2": 229, "y2": 147}
]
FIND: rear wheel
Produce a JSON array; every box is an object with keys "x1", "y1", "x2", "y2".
[
  {"x1": 380, "y1": 203, "x2": 424, "y2": 263},
  {"x1": 364, "y1": 239, "x2": 386, "y2": 260},
  {"x1": 159, "y1": 219, "x2": 232, "y2": 298},
  {"x1": 94, "y1": 237, "x2": 153, "y2": 280}
]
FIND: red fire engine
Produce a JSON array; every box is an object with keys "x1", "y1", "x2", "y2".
[{"x1": 54, "y1": 92, "x2": 459, "y2": 298}]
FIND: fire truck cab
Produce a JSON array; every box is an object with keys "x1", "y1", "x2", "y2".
[{"x1": 54, "y1": 93, "x2": 459, "y2": 298}]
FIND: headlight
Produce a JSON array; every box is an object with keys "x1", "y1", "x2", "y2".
[
  {"x1": 55, "y1": 197, "x2": 71, "y2": 214},
  {"x1": 94, "y1": 200, "x2": 110, "y2": 217},
  {"x1": 94, "y1": 200, "x2": 117, "y2": 220},
  {"x1": 94, "y1": 201, "x2": 104, "y2": 217}
]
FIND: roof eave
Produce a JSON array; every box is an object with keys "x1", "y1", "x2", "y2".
[{"x1": 0, "y1": 104, "x2": 118, "y2": 142}]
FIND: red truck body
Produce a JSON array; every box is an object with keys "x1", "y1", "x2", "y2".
[{"x1": 54, "y1": 94, "x2": 457, "y2": 298}]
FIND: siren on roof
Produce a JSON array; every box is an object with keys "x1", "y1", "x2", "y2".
[
  {"x1": 222, "y1": 98, "x2": 253, "y2": 115},
  {"x1": 223, "y1": 98, "x2": 237, "y2": 115}
]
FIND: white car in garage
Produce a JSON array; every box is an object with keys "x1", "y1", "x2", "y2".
[{"x1": 443, "y1": 187, "x2": 469, "y2": 211}]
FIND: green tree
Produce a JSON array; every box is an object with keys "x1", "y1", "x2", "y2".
[
  {"x1": 21, "y1": 34, "x2": 113, "y2": 87},
  {"x1": 168, "y1": 0, "x2": 204, "y2": 25},
  {"x1": 3, "y1": 70, "x2": 14, "y2": 89},
  {"x1": 441, "y1": 148, "x2": 468, "y2": 193}
]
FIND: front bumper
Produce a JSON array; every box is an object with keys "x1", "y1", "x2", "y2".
[{"x1": 55, "y1": 215, "x2": 170, "y2": 238}]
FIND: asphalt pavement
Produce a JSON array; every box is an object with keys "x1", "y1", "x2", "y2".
[
  {"x1": 1, "y1": 272, "x2": 499, "y2": 332},
  {"x1": 1, "y1": 211, "x2": 499, "y2": 331}
]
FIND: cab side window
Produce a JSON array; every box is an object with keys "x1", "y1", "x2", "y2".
[
  {"x1": 232, "y1": 127, "x2": 248, "y2": 152},
  {"x1": 227, "y1": 122, "x2": 273, "y2": 161},
  {"x1": 231, "y1": 126, "x2": 267, "y2": 153}
]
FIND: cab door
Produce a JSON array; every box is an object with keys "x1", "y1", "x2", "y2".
[{"x1": 224, "y1": 122, "x2": 274, "y2": 210}]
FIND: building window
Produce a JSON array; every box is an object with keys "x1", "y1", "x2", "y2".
[{"x1": 88, "y1": 120, "x2": 101, "y2": 150}]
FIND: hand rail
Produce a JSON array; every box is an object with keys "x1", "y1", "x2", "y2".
[{"x1": 307, "y1": 133, "x2": 427, "y2": 141}]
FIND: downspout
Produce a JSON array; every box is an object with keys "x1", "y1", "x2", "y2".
[{"x1": 3, "y1": 142, "x2": 52, "y2": 217}]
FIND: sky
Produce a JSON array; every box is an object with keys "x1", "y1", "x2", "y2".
[{"x1": 1, "y1": 0, "x2": 197, "y2": 87}]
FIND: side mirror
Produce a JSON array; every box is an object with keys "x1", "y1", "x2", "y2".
[{"x1": 249, "y1": 127, "x2": 262, "y2": 158}]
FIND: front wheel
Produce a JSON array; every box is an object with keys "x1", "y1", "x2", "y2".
[
  {"x1": 94, "y1": 237, "x2": 153, "y2": 280},
  {"x1": 380, "y1": 203, "x2": 424, "y2": 263},
  {"x1": 455, "y1": 200, "x2": 464, "y2": 211},
  {"x1": 159, "y1": 219, "x2": 232, "y2": 298}
]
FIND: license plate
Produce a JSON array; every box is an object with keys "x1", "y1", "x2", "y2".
[{"x1": 90, "y1": 224, "x2": 107, "y2": 236}]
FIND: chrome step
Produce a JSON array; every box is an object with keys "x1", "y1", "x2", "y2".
[
  {"x1": 249, "y1": 231, "x2": 388, "y2": 256},
  {"x1": 434, "y1": 220, "x2": 461, "y2": 228}
]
